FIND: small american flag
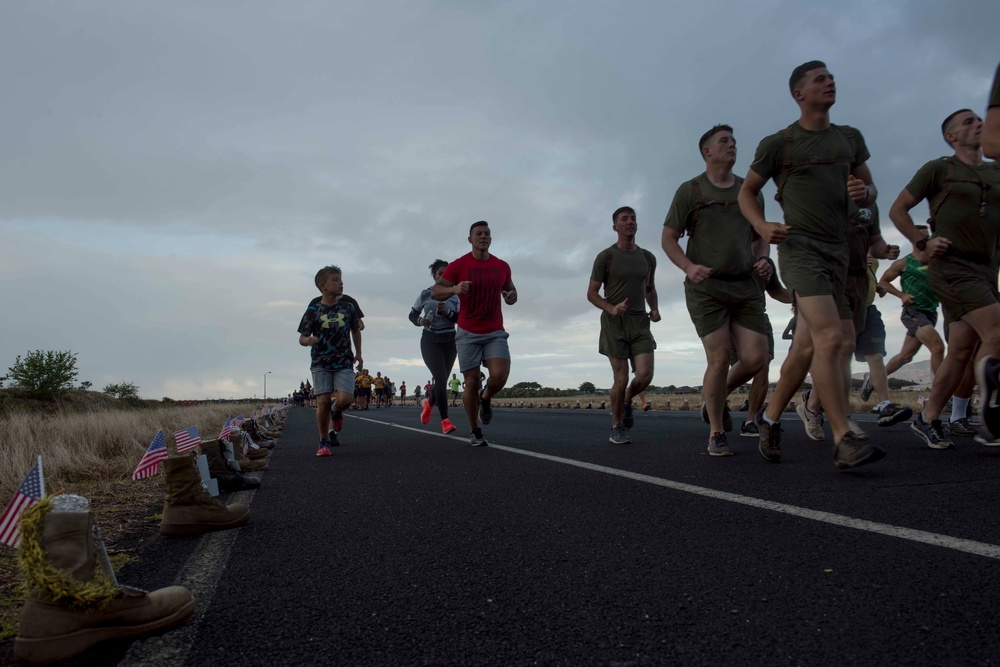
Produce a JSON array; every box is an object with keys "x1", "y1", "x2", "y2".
[
  {"x1": 173, "y1": 426, "x2": 201, "y2": 454},
  {"x1": 0, "y1": 456, "x2": 45, "y2": 549},
  {"x1": 233, "y1": 414, "x2": 245, "y2": 428},
  {"x1": 133, "y1": 430, "x2": 168, "y2": 481},
  {"x1": 219, "y1": 417, "x2": 232, "y2": 442}
]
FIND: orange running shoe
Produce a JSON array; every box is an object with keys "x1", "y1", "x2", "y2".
[
  {"x1": 441, "y1": 418, "x2": 456, "y2": 434},
  {"x1": 420, "y1": 399, "x2": 432, "y2": 424},
  {"x1": 316, "y1": 442, "x2": 332, "y2": 457}
]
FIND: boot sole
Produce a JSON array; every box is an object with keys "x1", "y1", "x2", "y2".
[
  {"x1": 160, "y1": 509, "x2": 250, "y2": 536},
  {"x1": 14, "y1": 597, "x2": 196, "y2": 665}
]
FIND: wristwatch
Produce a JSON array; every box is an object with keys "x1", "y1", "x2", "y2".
[{"x1": 915, "y1": 237, "x2": 928, "y2": 251}]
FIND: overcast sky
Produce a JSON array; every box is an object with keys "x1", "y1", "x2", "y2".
[{"x1": 1, "y1": 1, "x2": 998, "y2": 400}]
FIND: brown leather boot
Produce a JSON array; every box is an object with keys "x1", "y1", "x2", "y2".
[
  {"x1": 199, "y1": 441, "x2": 260, "y2": 492},
  {"x1": 15, "y1": 497, "x2": 195, "y2": 665},
  {"x1": 160, "y1": 455, "x2": 249, "y2": 536},
  {"x1": 231, "y1": 439, "x2": 268, "y2": 472},
  {"x1": 232, "y1": 431, "x2": 270, "y2": 460}
]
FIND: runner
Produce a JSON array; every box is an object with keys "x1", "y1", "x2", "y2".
[
  {"x1": 432, "y1": 221, "x2": 518, "y2": 446},
  {"x1": 876, "y1": 228, "x2": 945, "y2": 381},
  {"x1": 449, "y1": 373, "x2": 462, "y2": 407},
  {"x1": 589, "y1": 206, "x2": 661, "y2": 444},
  {"x1": 297, "y1": 265, "x2": 362, "y2": 457},
  {"x1": 796, "y1": 204, "x2": 900, "y2": 440},
  {"x1": 663, "y1": 125, "x2": 770, "y2": 456},
  {"x1": 409, "y1": 259, "x2": 461, "y2": 434},
  {"x1": 738, "y1": 60, "x2": 886, "y2": 468},
  {"x1": 889, "y1": 109, "x2": 1000, "y2": 448}
]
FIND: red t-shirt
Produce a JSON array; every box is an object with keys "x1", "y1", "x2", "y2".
[{"x1": 441, "y1": 252, "x2": 512, "y2": 334}]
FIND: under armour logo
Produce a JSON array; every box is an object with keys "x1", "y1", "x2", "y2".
[{"x1": 320, "y1": 313, "x2": 346, "y2": 329}]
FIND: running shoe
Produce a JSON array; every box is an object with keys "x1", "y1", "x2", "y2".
[
  {"x1": 622, "y1": 402, "x2": 635, "y2": 429},
  {"x1": 420, "y1": 399, "x2": 432, "y2": 425},
  {"x1": 708, "y1": 432, "x2": 733, "y2": 457},
  {"x1": 700, "y1": 402, "x2": 733, "y2": 432},
  {"x1": 329, "y1": 431, "x2": 341, "y2": 447},
  {"x1": 479, "y1": 393, "x2": 493, "y2": 425},
  {"x1": 910, "y1": 413, "x2": 955, "y2": 450},
  {"x1": 876, "y1": 403, "x2": 913, "y2": 428},
  {"x1": 642, "y1": 401, "x2": 652, "y2": 412},
  {"x1": 441, "y1": 418, "x2": 456, "y2": 434},
  {"x1": 795, "y1": 399, "x2": 825, "y2": 442},
  {"x1": 974, "y1": 433, "x2": 1000, "y2": 447},
  {"x1": 755, "y1": 412, "x2": 782, "y2": 463},
  {"x1": 833, "y1": 432, "x2": 886, "y2": 469},
  {"x1": 976, "y1": 355, "x2": 1000, "y2": 439},
  {"x1": 316, "y1": 440, "x2": 332, "y2": 457},
  {"x1": 860, "y1": 373, "x2": 874, "y2": 402},
  {"x1": 847, "y1": 418, "x2": 868, "y2": 440},
  {"x1": 947, "y1": 417, "x2": 976, "y2": 437},
  {"x1": 332, "y1": 409, "x2": 344, "y2": 434},
  {"x1": 739, "y1": 420, "x2": 758, "y2": 438},
  {"x1": 609, "y1": 425, "x2": 631, "y2": 444},
  {"x1": 469, "y1": 430, "x2": 488, "y2": 447}
]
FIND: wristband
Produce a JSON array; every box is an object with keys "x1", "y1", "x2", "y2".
[{"x1": 915, "y1": 237, "x2": 928, "y2": 251}]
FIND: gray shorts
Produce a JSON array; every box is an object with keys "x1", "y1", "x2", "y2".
[
  {"x1": 311, "y1": 368, "x2": 355, "y2": 396},
  {"x1": 456, "y1": 327, "x2": 510, "y2": 372}
]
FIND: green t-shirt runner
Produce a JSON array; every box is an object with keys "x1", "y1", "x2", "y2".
[
  {"x1": 449, "y1": 376, "x2": 461, "y2": 393},
  {"x1": 663, "y1": 173, "x2": 763, "y2": 278},
  {"x1": 900, "y1": 254, "x2": 939, "y2": 313},
  {"x1": 589, "y1": 245, "x2": 655, "y2": 315},
  {"x1": 750, "y1": 123, "x2": 871, "y2": 242}
]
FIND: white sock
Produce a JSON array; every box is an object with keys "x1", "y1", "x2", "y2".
[
  {"x1": 951, "y1": 396, "x2": 970, "y2": 422},
  {"x1": 762, "y1": 413, "x2": 778, "y2": 426}
]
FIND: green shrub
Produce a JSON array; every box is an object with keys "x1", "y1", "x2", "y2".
[{"x1": 7, "y1": 350, "x2": 79, "y2": 399}]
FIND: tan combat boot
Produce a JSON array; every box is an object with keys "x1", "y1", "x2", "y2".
[
  {"x1": 230, "y1": 438, "x2": 268, "y2": 472},
  {"x1": 232, "y1": 431, "x2": 270, "y2": 461},
  {"x1": 14, "y1": 496, "x2": 195, "y2": 665},
  {"x1": 159, "y1": 455, "x2": 250, "y2": 536}
]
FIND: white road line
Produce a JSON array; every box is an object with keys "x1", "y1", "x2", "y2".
[
  {"x1": 352, "y1": 414, "x2": 1000, "y2": 561},
  {"x1": 120, "y1": 487, "x2": 256, "y2": 666}
]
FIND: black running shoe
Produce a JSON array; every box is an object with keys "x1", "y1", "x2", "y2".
[
  {"x1": 833, "y1": 432, "x2": 886, "y2": 469},
  {"x1": 910, "y1": 413, "x2": 955, "y2": 450},
  {"x1": 755, "y1": 412, "x2": 782, "y2": 463},
  {"x1": 700, "y1": 402, "x2": 732, "y2": 432},
  {"x1": 876, "y1": 403, "x2": 913, "y2": 428},
  {"x1": 861, "y1": 373, "x2": 874, "y2": 402},
  {"x1": 479, "y1": 393, "x2": 493, "y2": 425},
  {"x1": 623, "y1": 402, "x2": 634, "y2": 429}
]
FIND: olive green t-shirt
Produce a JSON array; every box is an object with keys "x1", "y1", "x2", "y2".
[
  {"x1": 846, "y1": 202, "x2": 882, "y2": 272},
  {"x1": 750, "y1": 122, "x2": 870, "y2": 242},
  {"x1": 991, "y1": 62, "x2": 1000, "y2": 107},
  {"x1": 590, "y1": 244, "x2": 655, "y2": 315},
  {"x1": 904, "y1": 157, "x2": 1000, "y2": 260},
  {"x1": 663, "y1": 173, "x2": 764, "y2": 278}
]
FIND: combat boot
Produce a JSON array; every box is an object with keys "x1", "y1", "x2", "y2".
[
  {"x1": 15, "y1": 495, "x2": 195, "y2": 665},
  {"x1": 229, "y1": 438, "x2": 268, "y2": 472},
  {"x1": 232, "y1": 431, "x2": 270, "y2": 460},
  {"x1": 199, "y1": 440, "x2": 260, "y2": 491},
  {"x1": 160, "y1": 455, "x2": 250, "y2": 536}
]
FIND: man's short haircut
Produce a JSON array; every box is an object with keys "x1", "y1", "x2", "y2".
[
  {"x1": 612, "y1": 206, "x2": 636, "y2": 223},
  {"x1": 314, "y1": 265, "x2": 342, "y2": 290},
  {"x1": 698, "y1": 124, "x2": 734, "y2": 158},
  {"x1": 429, "y1": 259, "x2": 448, "y2": 276},
  {"x1": 469, "y1": 220, "x2": 489, "y2": 235},
  {"x1": 789, "y1": 60, "x2": 827, "y2": 94},
  {"x1": 941, "y1": 109, "x2": 974, "y2": 144}
]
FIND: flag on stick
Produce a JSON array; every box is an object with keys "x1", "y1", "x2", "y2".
[
  {"x1": 219, "y1": 417, "x2": 232, "y2": 442},
  {"x1": 173, "y1": 425, "x2": 201, "y2": 454},
  {"x1": 0, "y1": 456, "x2": 45, "y2": 549},
  {"x1": 133, "y1": 430, "x2": 167, "y2": 481}
]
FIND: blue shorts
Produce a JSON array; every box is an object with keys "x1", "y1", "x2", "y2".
[
  {"x1": 456, "y1": 327, "x2": 510, "y2": 373},
  {"x1": 311, "y1": 368, "x2": 355, "y2": 396}
]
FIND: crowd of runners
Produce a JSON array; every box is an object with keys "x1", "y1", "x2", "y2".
[{"x1": 297, "y1": 60, "x2": 1000, "y2": 470}]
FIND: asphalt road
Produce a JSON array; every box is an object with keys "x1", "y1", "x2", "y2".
[{"x1": 39, "y1": 404, "x2": 1000, "y2": 665}]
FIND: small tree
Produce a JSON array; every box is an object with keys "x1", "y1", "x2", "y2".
[
  {"x1": 579, "y1": 381, "x2": 596, "y2": 394},
  {"x1": 103, "y1": 382, "x2": 141, "y2": 404},
  {"x1": 7, "y1": 350, "x2": 79, "y2": 399},
  {"x1": 79, "y1": 380, "x2": 93, "y2": 391}
]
